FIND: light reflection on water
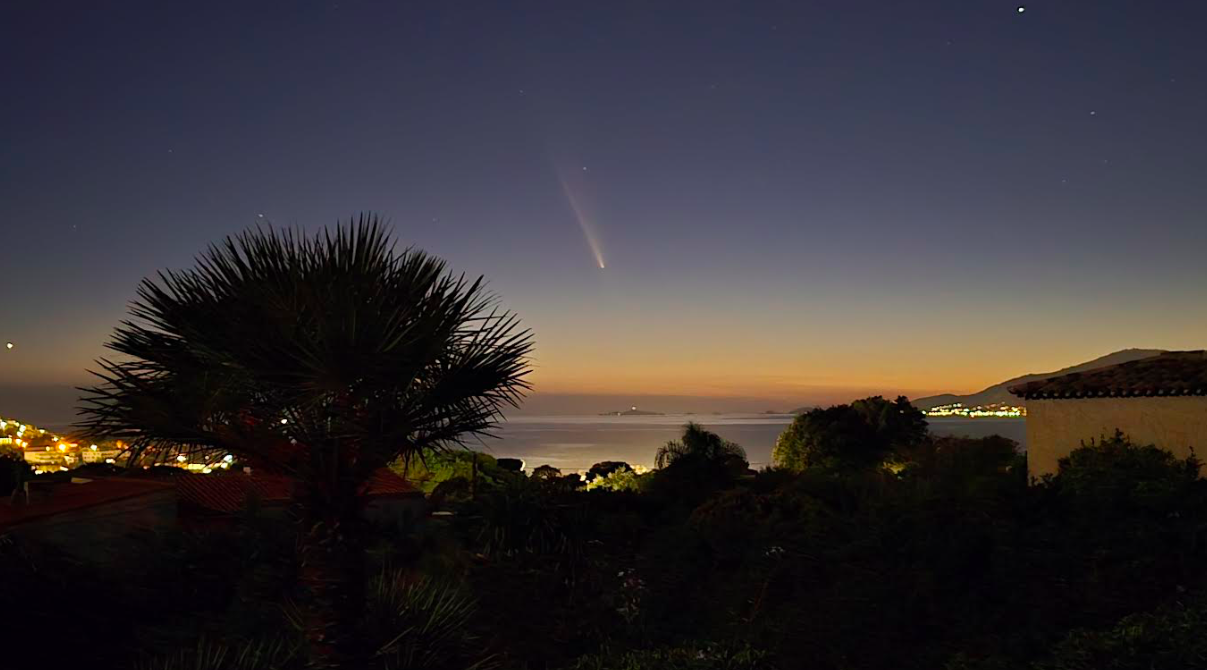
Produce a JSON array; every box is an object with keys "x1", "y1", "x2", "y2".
[{"x1": 487, "y1": 415, "x2": 1027, "y2": 472}]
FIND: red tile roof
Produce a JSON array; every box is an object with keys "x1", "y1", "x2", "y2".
[
  {"x1": 174, "y1": 473, "x2": 293, "y2": 513},
  {"x1": 1009, "y1": 351, "x2": 1207, "y2": 400},
  {"x1": 363, "y1": 468, "x2": 419, "y2": 498},
  {"x1": 0, "y1": 478, "x2": 174, "y2": 529},
  {"x1": 174, "y1": 467, "x2": 419, "y2": 515}
]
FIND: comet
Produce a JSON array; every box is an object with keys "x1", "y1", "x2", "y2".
[{"x1": 556, "y1": 167, "x2": 606, "y2": 269}]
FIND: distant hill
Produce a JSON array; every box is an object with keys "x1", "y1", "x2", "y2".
[{"x1": 912, "y1": 349, "x2": 1167, "y2": 410}]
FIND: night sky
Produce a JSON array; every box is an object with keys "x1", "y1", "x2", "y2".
[{"x1": 2, "y1": 1, "x2": 1205, "y2": 417}]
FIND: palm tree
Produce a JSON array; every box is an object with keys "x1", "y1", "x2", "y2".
[
  {"x1": 655, "y1": 422, "x2": 747, "y2": 469},
  {"x1": 77, "y1": 215, "x2": 532, "y2": 668}
]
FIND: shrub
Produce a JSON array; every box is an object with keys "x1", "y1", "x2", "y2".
[
  {"x1": 532, "y1": 464, "x2": 563, "y2": 480},
  {"x1": 587, "y1": 461, "x2": 633, "y2": 483},
  {"x1": 137, "y1": 638, "x2": 299, "y2": 670},
  {"x1": 1035, "y1": 594, "x2": 1207, "y2": 670},
  {"x1": 773, "y1": 396, "x2": 926, "y2": 472},
  {"x1": 1056, "y1": 431, "x2": 1201, "y2": 512},
  {"x1": 0, "y1": 446, "x2": 32, "y2": 497},
  {"x1": 364, "y1": 569, "x2": 495, "y2": 670},
  {"x1": 567, "y1": 644, "x2": 776, "y2": 670},
  {"x1": 587, "y1": 468, "x2": 648, "y2": 493},
  {"x1": 395, "y1": 449, "x2": 514, "y2": 494},
  {"x1": 496, "y1": 458, "x2": 524, "y2": 472}
]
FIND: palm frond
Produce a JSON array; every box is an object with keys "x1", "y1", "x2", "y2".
[{"x1": 77, "y1": 214, "x2": 533, "y2": 490}]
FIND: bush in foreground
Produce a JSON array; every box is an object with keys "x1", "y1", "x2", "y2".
[{"x1": 568, "y1": 644, "x2": 775, "y2": 670}]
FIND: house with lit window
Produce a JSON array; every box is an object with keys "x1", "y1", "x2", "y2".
[{"x1": 1009, "y1": 350, "x2": 1207, "y2": 479}]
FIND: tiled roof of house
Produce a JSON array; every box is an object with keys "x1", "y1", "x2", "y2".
[
  {"x1": 1009, "y1": 350, "x2": 1207, "y2": 400},
  {"x1": 0, "y1": 478, "x2": 174, "y2": 529},
  {"x1": 363, "y1": 468, "x2": 419, "y2": 498},
  {"x1": 174, "y1": 473, "x2": 293, "y2": 514},
  {"x1": 174, "y1": 467, "x2": 419, "y2": 515}
]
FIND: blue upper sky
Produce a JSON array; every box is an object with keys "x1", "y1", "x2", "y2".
[{"x1": 2, "y1": 1, "x2": 1205, "y2": 409}]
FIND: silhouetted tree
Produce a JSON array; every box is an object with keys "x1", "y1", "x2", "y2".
[
  {"x1": 586, "y1": 460, "x2": 632, "y2": 482},
  {"x1": 0, "y1": 449, "x2": 32, "y2": 499},
  {"x1": 496, "y1": 458, "x2": 524, "y2": 472},
  {"x1": 531, "y1": 464, "x2": 562, "y2": 480},
  {"x1": 655, "y1": 422, "x2": 747, "y2": 470},
  {"x1": 647, "y1": 423, "x2": 749, "y2": 506},
  {"x1": 772, "y1": 396, "x2": 926, "y2": 472},
  {"x1": 77, "y1": 216, "x2": 531, "y2": 668}
]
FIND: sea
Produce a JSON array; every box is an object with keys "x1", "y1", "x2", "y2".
[{"x1": 485, "y1": 414, "x2": 1028, "y2": 472}]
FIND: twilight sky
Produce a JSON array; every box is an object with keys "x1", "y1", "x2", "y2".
[{"x1": 2, "y1": 1, "x2": 1205, "y2": 416}]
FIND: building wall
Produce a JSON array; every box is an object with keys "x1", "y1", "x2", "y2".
[{"x1": 1026, "y1": 396, "x2": 1207, "y2": 479}]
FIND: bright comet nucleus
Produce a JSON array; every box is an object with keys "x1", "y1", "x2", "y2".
[{"x1": 556, "y1": 167, "x2": 607, "y2": 269}]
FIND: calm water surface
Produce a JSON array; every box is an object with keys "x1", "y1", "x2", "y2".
[{"x1": 487, "y1": 415, "x2": 1027, "y2": 472}]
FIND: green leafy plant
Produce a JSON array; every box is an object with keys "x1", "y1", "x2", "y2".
[
  {"x1": 567, "y1": 644, "x2": 776, "y2": 670},
  {"x1": 137, "y1": 638, "x2": 300, "y2": 670},
  {"x1": 772, "y1": 396, "x2": 927, "y2": 472},
  {"x1": 365, "y1": 569, "x2": 496, "y2": 670}
]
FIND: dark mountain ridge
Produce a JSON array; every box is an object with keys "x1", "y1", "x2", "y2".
[{"x1": 912, "y1": 348, "x2": 1167, "y2": 410}]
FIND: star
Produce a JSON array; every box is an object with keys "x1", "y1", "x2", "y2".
[
  {"x1": 582, "y1": 166, "x2": 588, "y2": 171},
  {"x1": 1090, "y1": 110, "x2": 1097, "y2": 116},
  {"x1": 1016, "y1": 6, "x2": 1026, "y2": 13},
  {"x1": 5, "y1": 342, "x2": 13, "y2": 350}
]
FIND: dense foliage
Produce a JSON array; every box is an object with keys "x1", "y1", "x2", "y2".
[
  {"x1": 0, "y1": 447, "x2": 32, "y2": 497},
  {"x1": 772, "y1": 395, "x2": 927, "y2": 471},
  {"x1": 4, "y1": 402, "x2": 1206, "y2": 670}
]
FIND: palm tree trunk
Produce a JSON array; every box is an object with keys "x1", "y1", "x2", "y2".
[{"x1": 298, "y1": 496, "x2": 367, "y2": 669}]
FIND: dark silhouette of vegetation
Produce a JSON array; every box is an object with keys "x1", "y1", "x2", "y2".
[
  {"x1": 496, "y1": 458, "x2": 525, "y2": 472},
  {"x1": 531, "y1": 465, "x2": 563, "y2": 480},
  {"x1": 586, "y1": 461, "x2": 633, "y2": 483},
  {"x1": 655, "y1": 422, "x2": 747, "y2": 471},
  {"x1": 772, "y1": 395, "x2": 927, "y2": 472},
  {"x1": 0, "y1": 448, "x2": 32, "y2": 498},
  {"x1": 7, "y1": 395, "x2": 1207, "y2": 670},
  {"x1": 75, "y1": 216, "x2": 531, "y2": 668}
]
